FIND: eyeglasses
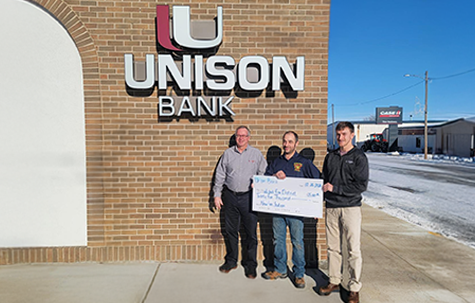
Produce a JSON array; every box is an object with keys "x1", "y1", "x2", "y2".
[{"x1": 236, "y1": 135, "x2": 249, "y2": 138}]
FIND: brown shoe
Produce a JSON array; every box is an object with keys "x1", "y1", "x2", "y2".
[
  {"x1": 262, "y1": 271, "x2": 288, "y2": 280},
  {"x1": 294, "y1": 277, "x2": 305, "y2": 288},
  {"x1": 318, "y1": 283, "x2": 340, "y2": 296},
  {"x1": 348, "y1": 291, "x2": 359, "y2": 303},
  {"x1": 219, "y1": 262, "x2": 237, "y2": 273}
]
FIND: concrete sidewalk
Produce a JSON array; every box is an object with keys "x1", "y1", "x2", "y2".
[
  {"x1": 1, "y1": 204, "x2": 474, "y2": 303},
  {"x1": 359, "y1": 204, "x2": 474, "y2": 302}
]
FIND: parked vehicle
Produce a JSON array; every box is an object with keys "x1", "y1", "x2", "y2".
[{"x1": 361, "y1": 133, "x2": 388, "y2": 152}]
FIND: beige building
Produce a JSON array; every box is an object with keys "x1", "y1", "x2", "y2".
[
  {"x1": 432, "y1": 117, "x2": 475, "y2": 158},
  {"x1": 0, "y1": 0, "x2": 330, "y2": 265}
]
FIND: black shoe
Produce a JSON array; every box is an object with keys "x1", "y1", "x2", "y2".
[
  {"x1": 245, "y1": 267, "x2": 257, "y2": 279},
  {"x1": 219, "y1": 262, "x2": 237, "y2": 273}
]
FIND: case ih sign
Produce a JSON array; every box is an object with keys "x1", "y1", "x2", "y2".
[
  {"x1": 376, "y1": 106, "x2": 403, "y2": 124},
  {"x1": 124, "y1": 5, "x2": 305, "y2": 119}
]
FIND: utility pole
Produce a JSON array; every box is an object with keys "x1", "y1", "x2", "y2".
[
  {"x1": 405, "y1": 71, "x2": 430, "y2": 159},
  {"x1": 424, "y1": 71, "x2": 428, "y2": 159}
]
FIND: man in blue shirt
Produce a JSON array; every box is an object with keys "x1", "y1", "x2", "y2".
[{"x1": 262, "y1": 131, "x2": 321, "y2": 289}]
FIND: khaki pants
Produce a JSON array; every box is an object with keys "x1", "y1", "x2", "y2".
[{"x1": 326, "y1": 206, "x2": 362, "y2": 292}]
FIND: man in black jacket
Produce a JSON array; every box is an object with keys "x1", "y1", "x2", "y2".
[{"x1": 318, "y1": 122, "x2": 369, "y2": 303}]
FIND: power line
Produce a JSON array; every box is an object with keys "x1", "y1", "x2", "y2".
[
  {"x1": 331, "y1": 80, "x2": 424, "y2": 107},
  {"x1": 431, "y1": 67, "x2": 475, "y2": 80},
  {"x1": 330, "y1": 66, "x2": 475, "y2": 108}
]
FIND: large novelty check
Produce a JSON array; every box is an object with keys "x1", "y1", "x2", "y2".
[{"x1": 252, "y1": 175, "x2": 323, "y2": 218}]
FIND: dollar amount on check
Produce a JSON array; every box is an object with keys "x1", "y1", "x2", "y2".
[{"x1": 252, "y1": 175, "x2": 323, "y2": 218}]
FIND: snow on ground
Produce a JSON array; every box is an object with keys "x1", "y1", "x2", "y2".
[
  {"x1": 387, "y1": 151, "x2": 475, "y2": 165},
  {"x1": 363, "y1": 152, "x2": 475, "y2": 249}
]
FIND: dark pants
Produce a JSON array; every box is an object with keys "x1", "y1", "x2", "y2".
[{"x1": 223, "y1": 188, "x2": 258, "y2": 269}]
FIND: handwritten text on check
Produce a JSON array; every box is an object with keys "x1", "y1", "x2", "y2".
[{"x1": 252, "y1": 175, "x2": 323, "y2": 218}]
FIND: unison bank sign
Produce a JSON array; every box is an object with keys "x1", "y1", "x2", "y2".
[{"x1": 124, "y1": 5, "x2": 305, "y2": 118}]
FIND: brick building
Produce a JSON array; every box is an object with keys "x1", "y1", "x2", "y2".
[{"x1": 0, "y1": 0, "x2": 330, "y2": 265}]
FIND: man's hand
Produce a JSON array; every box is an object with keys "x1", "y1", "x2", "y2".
[
  {"x1": 274, "y1": 170, "x2": 287, "y2": 180},
  {"x1": 214, "y1": 197, "x2": 223, "y2": 210},
  {"x1": 323, "y1": 183, "x2": 333, "y2": 193}
]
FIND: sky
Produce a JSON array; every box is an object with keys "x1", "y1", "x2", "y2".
[
  {"x1": 364, "y1": 153, "x2": 475, "y2": 249},
  {"x1": 328, "y1": 0, "x2": 475, "y2": 123}
]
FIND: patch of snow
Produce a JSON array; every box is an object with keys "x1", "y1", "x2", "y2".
[{"x1": 393, "y1": 152, "x2": 475, "y2": 165}]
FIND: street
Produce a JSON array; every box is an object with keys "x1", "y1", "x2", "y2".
[{"x1": 364, "y1": 153, "x2": 475, "y2": 249}]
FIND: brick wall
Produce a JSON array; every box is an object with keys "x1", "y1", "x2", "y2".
[{"x1": 0, "y1": 0, "x2": 330, "y2": 265}]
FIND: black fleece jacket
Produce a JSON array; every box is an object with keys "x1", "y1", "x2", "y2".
[{"x1": 322, "y1": 147, "x2": 369, "y2": 208}]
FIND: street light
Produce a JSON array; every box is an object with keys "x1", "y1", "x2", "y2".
[{"x1": 404, "y1": 71, "x2": 429, "y2": 159}]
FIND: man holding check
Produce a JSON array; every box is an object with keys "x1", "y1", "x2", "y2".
[{"x1": 262, "y1": 131, "x2": 321, "y2": 288}]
